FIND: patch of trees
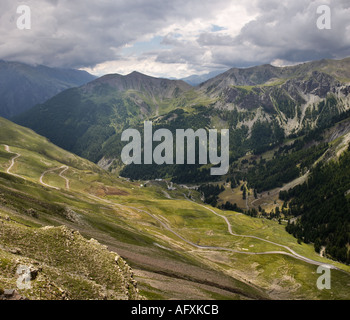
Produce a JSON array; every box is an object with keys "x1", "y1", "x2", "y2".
[
  {"x1": 120, "y1": 108, "x2": 217, "y2": 183},
  {"x1": 245, "y1": 208, "x2": 258, "y2": 218},
  {"x1": 198, "y1": 184, "x2": 225, "y2": 207},
  {"x1": 245, "y1": 142, "x2": 328, "y2": 193},
  {"x1": 281, "y1": 149, "x2": 350, "y2": 264},
  {"x1": 218, "y1": 201, "x2": 244, "y2": 213},
  {"x1": 249, "y1": 120, "x2": 285, "y2": 155}
]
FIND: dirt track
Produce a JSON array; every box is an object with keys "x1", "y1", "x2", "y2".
[
  {"x1": 39, "y1": 165, "x2": 69, "y2": 190},
  {"x1": 3, "y1": 144, "x2": 25, "y2": 180}
]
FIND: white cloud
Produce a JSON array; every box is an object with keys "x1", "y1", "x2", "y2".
[
  {"x1": 81, "y1": 55, "x2": 197, "y2": 79},
  {"x1": 1, "y1": 0, "x2": 350, "y2": 78}
]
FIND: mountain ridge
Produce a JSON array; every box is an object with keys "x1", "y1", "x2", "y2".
[
  {"x1": 12, "y1": 56, "x2": 350, "y2": 174},
  {"x1": 180, "y1": 69, "x2": 228, "y2": 86},
  {"x1": 200, "y1": 58, "x2": 350, "y2": 92},
  {"x1": 82, "y1": 70, "x2": 192, "y2": 99},
  {"x1": 0, "y1": 60, "x2": 96, "y2": 118}
]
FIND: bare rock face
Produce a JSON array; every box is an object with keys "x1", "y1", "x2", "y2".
[
  {"x1": 0, "y1": 289, "x2": 28, "y2": 300},
  {"x1": 97, "y1": 157, "x2": 114, "y2": 170}
]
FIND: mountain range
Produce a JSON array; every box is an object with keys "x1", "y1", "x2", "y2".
[
  {"x1": 180, "y1": 69, "x2": 228, "y2": 86},
  {"x1": 0, "y1": 60, "x2": 96, "y2": 118},
  {"x1": 13, "y1": 57, "x2": 350, "y2": 171}
]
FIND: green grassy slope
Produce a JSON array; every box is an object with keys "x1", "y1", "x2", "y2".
[{"x1": 0, "y1": 117, "x2": 350, "y2": 300}]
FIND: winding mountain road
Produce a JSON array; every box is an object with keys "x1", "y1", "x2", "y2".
[
  {"x1": 1, "y1": 144, "x2": 344, "y2": 272},
  {"x1": 3, "y1": 144, "x2": 70, "y2": 191},
  {"x1": 3, "y1": 145, "x2": 25, "y2": 180},
  {"x1": 87, "y1": 189, "x2": 345, "y2": 272},
  {"x1": 39, "y1": 165, "x2": 69, "y2": 190},
  {"x1": 182, "y1": 194, "x2": 348, "y2": 272},
  {"x1": 58, "y1": 166, "x2": 70, "y2": 190}
]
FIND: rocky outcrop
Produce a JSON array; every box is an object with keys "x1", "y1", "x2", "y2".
[
  {"x1": 0, "y1": 289, "x2": 28, "y2": 300},
  {"x1": 0, "y1": 217, "x2": 142, "y2": 300}
]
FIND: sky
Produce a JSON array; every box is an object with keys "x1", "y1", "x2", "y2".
[{"x1": 1, "y1": 0, "x2": 350, "y2": 78}]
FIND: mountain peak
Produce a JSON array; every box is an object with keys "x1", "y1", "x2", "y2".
[
  {"x1": 84, "y1": 70, "x2": 192, "y2": 97},
  {"x1": 127, "y1": 70, "x2": 143, "y2": 76},
  {"x1": 125, "y1": 70, "x2": 160, "y2": 81}
]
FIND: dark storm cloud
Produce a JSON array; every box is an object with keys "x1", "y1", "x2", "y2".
[
  {"x1": 155, "y1": 0, "x2": 350, "y2": 70},
  {"x1": 209, "y1": 0, "x2": 350, "y2": 67},
  {"x1": 1, "y1": 0, "x2": 350, "y2": 74},
  {"x1": 234, "y1": 0, "x2": 350, "y2": 62},
  {"x1": 0, "y1": 0, "x2": 231, "y2": 68}
]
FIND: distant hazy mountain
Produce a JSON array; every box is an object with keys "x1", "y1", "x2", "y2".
[
  {"x1": 181, "y1": 70, "x2": 227, "y2": 86},
  {"x1": 0, "y1": 60, "x2": 96, "y2": 118}
]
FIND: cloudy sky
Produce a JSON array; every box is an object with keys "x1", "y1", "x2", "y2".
[{"x1": 1, "y1": 0, "x2": 350, "y2": 78}]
